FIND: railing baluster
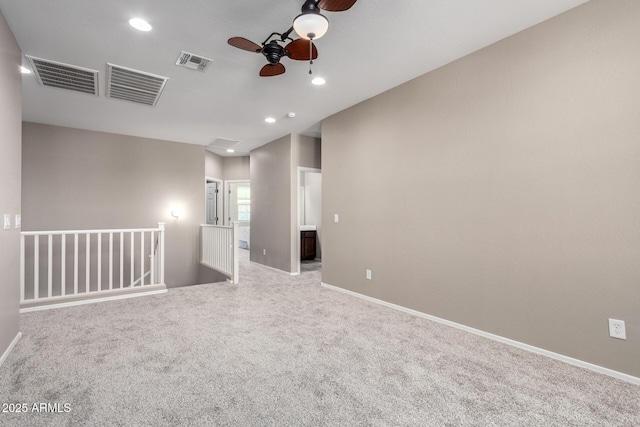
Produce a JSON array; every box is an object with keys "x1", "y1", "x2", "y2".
[
  {"x1": 130, "y1": 231, "x2": 135, "y2": 286},
  {"x1": 120, "y1": 231, "x2": 124, "y2": 288},
  {"x1": 34, "y1": 236, "x2": 39, "y2": 300},
  {"x1": 140, "y1": 231, "x2": 145, "y2": 286},
  {"x1": 47, "y1": 234, "x2": 53, "y2": 298},
  {"x1": 109, "y1": 233, "x2": 113, "y2": 290},
  {"x1": 86, "y1": 233, "x2": 90, "y2": 293},
  {"x1": 232, "y1": 222, "x2": 239, "y2": 284},
  {"x1": 159, "y1": 223, "x2": 165, "y2": 285},
  {"x1": 74, "y1": 234, "x2": 79, "y2": 295},
  {"x1": 20, "y1": 234, "x2": 25, "y2": 303},
  {"x1": 61, "y1": 235, "x2": 66, "y2": 297},
  {"x1": 97, "y1": 233, "x2": 102, "y2": 291},
  {"x1": 150, "y1": 231, "x2": 155, "y2": 285}
]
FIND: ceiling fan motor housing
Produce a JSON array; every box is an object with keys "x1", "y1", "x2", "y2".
[{"x1": 263, "y1": 41, "x2": 285, "y2": 65}]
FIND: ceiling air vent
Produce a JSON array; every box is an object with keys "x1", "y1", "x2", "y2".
[
  {"x1": 176, "y1": 51, "x2": 213, "y2": 72},
  {"x1": 25, "y1": 55, "x2": 98, "y2": 96},
  {"x1": 106, "y1": 63, "x2": 169, "y2": 107},
  {"x1": 208, "y1": 138, "x2": 240, "y2": 150}
]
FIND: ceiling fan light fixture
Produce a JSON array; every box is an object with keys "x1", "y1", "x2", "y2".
[{"x1": 293, "y1": 11, "x2": 329, "y2": 40}]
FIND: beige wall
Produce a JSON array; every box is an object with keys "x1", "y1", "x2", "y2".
[
  {"x1": 205, "y1": 150, "x2": 223, "y2": 179},
  {"x1": 22, "y1": 123, "x2": 226, "y2": 288},
  {"x1": 322, "y1": 0, "x2": 640, "y2": 377},
  {"x1": 0, "y1": 9, "x2": 21, "y2": 361},
  {"x1": 205, "y1": 152, "x2": 249, "y2": 181},
  {"x1": 250, "y1": 135, "x2": 292, "y2": 271},
  {"x1": 222, "y1": 156, "x2": 250, "y2": 181}
]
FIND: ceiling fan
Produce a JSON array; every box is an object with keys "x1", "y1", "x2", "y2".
[{"x1": 228, "y1": 0, "x2": 358, "y2": 77}]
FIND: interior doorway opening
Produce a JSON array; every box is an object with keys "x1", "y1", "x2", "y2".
[
  {"x1": 225, "y1": 180, "x2": 251, "y2": 251},
  {"x1": 297, "y1": 168, "x2": 322, "y2": 275}
]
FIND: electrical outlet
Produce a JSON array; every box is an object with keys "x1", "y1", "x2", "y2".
[
  {"x1": 263, "y1": 249, "x2": 266, "y2": 256},
  {"x1": 334, "y1": 214, "x2": 339, "y2": 223},
  {"x1": 609, "y1": 319, "x2": 626, "y2": 340},
  {"x1": 366, "y1": 269, "x2": 372, "y2": 280}
]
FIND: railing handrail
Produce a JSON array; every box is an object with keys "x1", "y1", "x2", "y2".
[
  {"x1": 21, "y1": 226, "x2": 164, "y2": 236},
  {"x1": 200, "y1": 223, "x2": 233, "y2": 229}
]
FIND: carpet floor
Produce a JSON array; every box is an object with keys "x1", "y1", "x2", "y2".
[{"x1": 0, "y1": 250, "x2": 638, "y2": 426}]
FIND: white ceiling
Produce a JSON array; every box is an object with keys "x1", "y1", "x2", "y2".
[{"x1": 0, "y1": 0, "x2": 588, "y2": 156}]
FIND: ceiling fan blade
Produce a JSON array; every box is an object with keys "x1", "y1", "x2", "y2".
[
  {"x1": 260, "y1": 63, "x2": 286, "y2": 77},
  {"x1": 285, "y1": 39, "x2": 319, "y2": 61},
  {"x1": 318, "y1": 0, "x2": 357, "y2": 12},
  {"x1": 228, "y1": 37, "x2": 262, "y2": 53}
]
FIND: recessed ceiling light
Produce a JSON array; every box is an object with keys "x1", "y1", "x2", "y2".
[
  {"x1": 265, "y1": 117, "x2": 276, "y2": 124},
  {"x1": 287, "y1": 112, "x2": 296, "y2": 118},
  {"x1": 226, "y1": 149, "x2": 235, "y2": 153},
  {"x1": 129, "y1": 18, "x2": 152, "y2": 32},
  {"x1": 311, "y1": 77, "x2": 326, "y2": 86},
  {"x1": 20, "y1": 66, "x2": 32, "y2": 74}
]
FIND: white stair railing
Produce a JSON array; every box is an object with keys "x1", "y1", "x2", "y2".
[
  {"x1": 200, "y1": 222, "x2": 239, "y2": 284},
  {"x1": 20, "y1": 223, "x2": 165, "y2": 307}
]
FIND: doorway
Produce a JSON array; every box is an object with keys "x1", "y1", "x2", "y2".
[
  {"x1": 297, "y1": 168, "x2": 322, "y2": 275},
  {"x1": 225, "y1": 180, "x2": 251, "y2": 251}
]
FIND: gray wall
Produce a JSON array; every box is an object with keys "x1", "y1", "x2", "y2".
[
  {"x1": 0, "y1": 9, "x2": 21, "y2": 361},
  {"x1": 250, "y1": 134, "x2": 321, "y2": 273},
  {"x1": 205, "y1": 152, "x2": 249, "y2": 181},
  {"x1": 322, "y1": 0, "x2": 640, "y2": 377},
  {"x1": 222, "y1": 156, "x2": 250, "y2": 181},
  {"x1": 205, "y1": 150, "x2": 223, "y2": 179},
  {"x1": 22, "y1": 123, "x2": 226, "y2": 288},
  {"x1": 250, "y1": 135, "x2": 292, "y2": 271}
]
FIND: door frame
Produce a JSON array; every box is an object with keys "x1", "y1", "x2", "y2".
[
  {"x1": 295, "y1": 167, "x2": 321, "y2": 275},
  {"x1": 205, "y1": 177, "x2": 223, "y2": 225}
]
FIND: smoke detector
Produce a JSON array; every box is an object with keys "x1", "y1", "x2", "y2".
[{"x1": 175, "y1": 51, "x2": 213, "y2": 72}]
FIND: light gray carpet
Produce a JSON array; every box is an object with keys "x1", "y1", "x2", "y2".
[{"x1": 1, "y1": 249, "x2": 638, "y2": 426}]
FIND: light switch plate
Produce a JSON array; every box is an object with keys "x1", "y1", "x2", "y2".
[
  {"x1": 334, "y1": 214, "x2": 339, "y2": 223},
  {"x1": 15, "y1": 214, "x2": 21, "y2": 229},
  {"x1": 3, "y1": 214, "x2": 10, "y2": 230}
]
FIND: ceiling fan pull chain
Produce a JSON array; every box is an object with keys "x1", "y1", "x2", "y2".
[{"x1": 309, "y1": 39, "x2": 314, "y2": 74}]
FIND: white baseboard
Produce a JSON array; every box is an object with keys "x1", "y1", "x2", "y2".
[
  {"x1": 0, "y1": 332, "x2": 22, "y2": 368},
  {"x1": 250, "y1": 261, "x2": 298, "y2": 276},
  {"x1": 321, "y1": 282, "x2": 640, "y2": 386},
  {"x1": 20, "y1": 289, "x2": 168, "y2": 313}
]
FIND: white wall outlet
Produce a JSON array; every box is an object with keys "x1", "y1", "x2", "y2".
[
  {"x1": 334, "y1": 214, "x2": 339, "y2": 223},
  {"x1": 366, "y1": 269, "x2": 372, "y2": 280},
  {"x1": 608, "y1": 318, "x2": 626, "y2": 340},
  {"x1": 263, "y1": 249, "x2": 266, "y2": 256},
  {"x1": 3, "y1": 214, "x2": 10, "y2": 230}
]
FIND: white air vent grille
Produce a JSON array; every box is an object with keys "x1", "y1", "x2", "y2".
[
  {"x1": 176, "y1": 51, "x2": 213, "y2": 72},
  {"x1": 25, "y1": 55, "x2": 98, "y2": 95},
  {"x1": 106, "y1": 64, "x2": 169, "y2": 106},
  {"x1": 208, "y1": 138, "x2": 240, "y2": 150}
]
